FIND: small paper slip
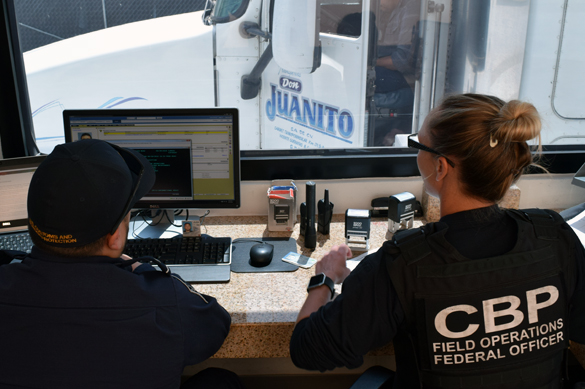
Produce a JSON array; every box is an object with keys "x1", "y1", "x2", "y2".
[
  {"x1": 346, "y1": 249, "x2": 377, "y2": 271},
  {"x1": 282, "y1": 252, "x2": 317, "y2": 268}
]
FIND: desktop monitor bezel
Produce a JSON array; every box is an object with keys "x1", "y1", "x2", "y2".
[
  {"x1": 63, "y1": 108, "x2": 241, "y2": 210},
  {"x1": 0, "y1": 155, "x2": 47, "y2": 232}
]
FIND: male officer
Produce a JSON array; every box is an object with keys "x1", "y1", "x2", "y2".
[{"x1": 0, "y1": 140, "x2": 233, "y2": 388}]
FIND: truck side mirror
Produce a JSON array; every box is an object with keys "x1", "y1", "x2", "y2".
[{"x1": 272, "y1": 0, "x2": 321, "y2": 74}]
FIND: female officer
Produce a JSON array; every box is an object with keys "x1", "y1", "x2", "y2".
[{"x1": 290, "y1": 94, "x2": 585, "y2": 388}]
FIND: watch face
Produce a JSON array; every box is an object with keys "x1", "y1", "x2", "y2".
[{"x1": 308, "y1": 273, "x2": 326, "y2": 288}]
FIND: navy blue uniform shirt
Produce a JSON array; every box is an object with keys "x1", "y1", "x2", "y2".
[{"x1": 0, "y1": 247, "x2": 231, "y2": 389}]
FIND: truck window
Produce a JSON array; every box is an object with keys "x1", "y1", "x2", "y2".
[
  {"x1": 212, "y1": 0, "x2": 251, "y2": 22},
  {"x1": 320, "y1": 1, "x2": 363, "y2": 37},
  {"x1": 369, "y1": 0, "x2": 421, "y2": 146}
]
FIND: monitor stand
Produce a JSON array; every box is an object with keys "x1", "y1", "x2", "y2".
[
  {"x1": 150, "y1": 209, "x2": 177, "y2": 227},
  {"x1": 132, "y1": 209, "x2": 180, "y2": 238}
]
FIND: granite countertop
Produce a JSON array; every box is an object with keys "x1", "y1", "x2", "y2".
[
  {"x1": 193, "y1": 214, "x2": 423, "y2": 359},
  {"x1": 181, "y1": 210, "x2": 585, "y2": 370}
]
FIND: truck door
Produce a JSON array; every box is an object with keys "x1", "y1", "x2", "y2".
[
  {"x1": 211, "y1": 0, "x2": 264, "y2": 150},
  {"x1": 261, "y1": 0, "x2": 371, "y2": 149},
  {"x1": 213, "y1": 0, "x2": 427, "y2": 150}
]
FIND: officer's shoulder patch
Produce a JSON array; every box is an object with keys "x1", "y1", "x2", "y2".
[
  {"x1": 393, "y1": 227, "x2": 425, "y2": 245},
  {"x1": 517, "y1": 208, "x2": 563, "y2": 223},
  {"x1": 382, "y1": 237, "x2": 401, "y2": 256},
  {"x1": 390, "y1": 227, "x2": 432, "y2": 265},
  {"x1": 171, "y1": 274, "x2": 209, "y2": 303}
]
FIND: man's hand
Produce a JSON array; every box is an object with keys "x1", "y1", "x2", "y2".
[{"x1": 316, "y1": 244, "x2": 352, "y2": 284}]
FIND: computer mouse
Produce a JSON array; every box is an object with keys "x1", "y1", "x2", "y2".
[{"x1": 249, "y1": 243, "x2": 274, "y2": 267}]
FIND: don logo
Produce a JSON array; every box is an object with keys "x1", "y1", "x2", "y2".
[{"x1": 280, "y1": 76, "x2": 302, "y2": 93}]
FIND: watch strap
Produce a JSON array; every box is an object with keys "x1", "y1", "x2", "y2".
[{"x1": 307, "y1": 273, "x2": 335, "y2": 299}]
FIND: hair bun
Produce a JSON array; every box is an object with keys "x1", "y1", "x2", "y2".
[{"x1": 492, "y1": 100, "x2": 541, "y2": 144}]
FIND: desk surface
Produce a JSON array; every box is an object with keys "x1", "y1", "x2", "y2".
[
  {"x1": 131, "y1": 213, "x2": 585, "y2": 369},
  {"x1": 154, "y1": 214, "x2": 424, "y2": 359}
]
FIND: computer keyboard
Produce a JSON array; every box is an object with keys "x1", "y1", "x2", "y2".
[
  {"x1": 0, "y1": 232, "x2": 33, "y2": 253},
  {"x1": 124, "y1": 236, "x2": 231, "y2": 264},
  {"x1": 124, "y1": 235, "x2": 232, "y2": 283},
  {"x1": 0, "y1": 232, "x2": 231, "y2": 282}
]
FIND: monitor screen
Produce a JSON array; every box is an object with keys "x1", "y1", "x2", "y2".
[
  {"x1": 63, "y1": 108, "x2": 240, "y2": 210},
  {"x1": 0, "y1": 155, "x2": 47, "y2": 233}
]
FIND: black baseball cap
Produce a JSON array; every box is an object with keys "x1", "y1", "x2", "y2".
[{"x1": 28, "y1": 140, "x2": 155, "y2": 247}]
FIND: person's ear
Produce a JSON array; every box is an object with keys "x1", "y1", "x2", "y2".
[
  {"x1": 105, "y1": 225, "x2": 126, "y2": 251},
  {"x1": 435, "y1": 156, "x2": 450, "y2": 182}
]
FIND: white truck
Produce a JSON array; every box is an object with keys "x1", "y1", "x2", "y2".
[{"x1": 22, "y1": 0, "x2": 585, "y2": 154}]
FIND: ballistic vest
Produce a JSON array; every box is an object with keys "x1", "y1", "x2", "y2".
[{"x1": 385, "y1": 209, "x2": 577, "y2": 389}]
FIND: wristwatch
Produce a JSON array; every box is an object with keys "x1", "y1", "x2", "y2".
[{"x1": 307, "y1": 273, "x2": 335, "y2": 299}]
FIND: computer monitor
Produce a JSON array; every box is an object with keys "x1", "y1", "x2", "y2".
[
  {"x1": 0, "y1": 155, "x2": 47, "y2": 234},
  {"x1": 63, "y1": 108, "x2": 240, "y2": 218}
]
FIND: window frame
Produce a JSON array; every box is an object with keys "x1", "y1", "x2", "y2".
[
  {"x1": 0, "y1": 0, "x2": 37, "y2": 158},
  {"x1": 239, "y1": 146, "x2": 585, "y2": 180}
]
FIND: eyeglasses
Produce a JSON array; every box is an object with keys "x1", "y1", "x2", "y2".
[
  {"x1": 408, "y1": 132, "x2": 455, "y2": 168},
  {"x1": 109, "y1": 143, "x2": 144, "y2": 234}
]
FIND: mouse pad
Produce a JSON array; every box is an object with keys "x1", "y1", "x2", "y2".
[{"x1": 230, "y1": 237, "x2": 299, "y2": 273}]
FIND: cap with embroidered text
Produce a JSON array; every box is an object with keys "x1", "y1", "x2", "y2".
[{"x1": 27, "y1": 140, "x2": 155, "y2": 247}]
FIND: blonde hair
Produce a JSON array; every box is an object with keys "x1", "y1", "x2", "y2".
[{"x1": 427, "y1": 93, "x2": 542, "y2": 203}]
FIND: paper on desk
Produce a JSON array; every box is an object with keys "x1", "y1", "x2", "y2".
[
  {"x1": 568, "y1": 209, "x2": 585, "y2": 247},
  {"x1": 333, "y1": 250, "x2": 378, "y2": 295},
  {"x1": 346, "y1": 249, "x2": 377, "y2": 271}
]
